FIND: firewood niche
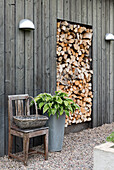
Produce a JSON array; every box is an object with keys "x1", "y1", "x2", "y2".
[{"x1": 56, "y1": 20, "x2": 93, "y2": 127}]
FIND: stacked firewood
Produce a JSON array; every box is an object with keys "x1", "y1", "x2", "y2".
[{"x1": 56, "y1": 20, "x2": 93, "y2": 127}]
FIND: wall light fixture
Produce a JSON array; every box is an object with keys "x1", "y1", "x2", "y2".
[
  {"x1": 105, "y1": 33, "x2": 114, "y2": 41},
  {"x1": 19, "y1": 19, "x2": 35, "y2": 31}
]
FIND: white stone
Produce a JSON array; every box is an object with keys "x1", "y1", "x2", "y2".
[{"x1": 93, "y1": 142, "x2": 114, "y2": 170}]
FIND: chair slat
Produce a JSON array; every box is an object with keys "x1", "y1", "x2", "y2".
[
  {"x1": 21, "y1": 100, "x2": 24, "y2": 116},
  {"x1": 15, "y1": 101, "x2": 18, "y2": 116},
  {"x1": 26, "y1": 100, "x2": 30, "y2": 116},
  {"x1": 8, "y1": 94, "x2": 29, "y2": 100},
  {"x1": 17, "y1": 100, "x2": 22, "y2": 116},
  {"x1": 8, "y1": 98, "x2": 13, "y2": 125}
]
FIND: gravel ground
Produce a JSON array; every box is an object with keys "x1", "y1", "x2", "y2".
[{"x1": 0, "y1": 122, "x2": 114, "y2": 170}]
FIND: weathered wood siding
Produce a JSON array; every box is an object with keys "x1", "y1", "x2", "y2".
[
  {"x1": 0, "y1": 0, "x2": 4, "y2": 156},
  {"x1": 0, "y1": 0, "x2": 114, "y2": 156}
]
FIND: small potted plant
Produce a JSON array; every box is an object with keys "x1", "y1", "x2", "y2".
[{"x1": 31, "y1": 91, "x2": 79, "y2": 151}]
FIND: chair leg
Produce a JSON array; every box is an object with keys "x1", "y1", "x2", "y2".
[
  {"x1": 8, "y1": 132, "x2": 13, "y2": 158},
  {"x1": 23, "y1": 135, "x2": 29, "y2": 166},
  {"x1": 44, "y1": 131, "x2": 48, "y2": 160}
]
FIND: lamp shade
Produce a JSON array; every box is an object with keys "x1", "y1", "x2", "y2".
[
  {"x1": 105, "y1": 33, "x2": 114, "y2": 41},
  {"x1": 19, "y1": 19, "x2": 35, "y2": 30}
]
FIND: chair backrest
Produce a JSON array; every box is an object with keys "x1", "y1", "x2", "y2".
[{"x1": 8, "y1": 94, "x2": 30, "y2": 127}]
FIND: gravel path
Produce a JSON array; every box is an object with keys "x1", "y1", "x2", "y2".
[{"x1": 0, "y1": 122, "x2": 114, "y2": 170}]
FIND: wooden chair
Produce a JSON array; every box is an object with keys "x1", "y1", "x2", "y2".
[{"x1": 8, "y1": 94, "x2": 48, "y2": 166}]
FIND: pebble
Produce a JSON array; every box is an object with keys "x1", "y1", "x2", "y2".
[{"x1": 0, "y1": 122, "x2": 113, "y2": 170}]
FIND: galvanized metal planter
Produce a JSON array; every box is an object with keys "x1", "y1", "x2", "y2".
[{"x1": 45, "y1": 113, "x2": 65, "y2": 152}]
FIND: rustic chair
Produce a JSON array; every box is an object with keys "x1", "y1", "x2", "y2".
[{"x1": 8, "y1": 94, "x2": 48, "y2": 166}]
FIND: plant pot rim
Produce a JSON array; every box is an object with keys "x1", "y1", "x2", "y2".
[{"x1": 94, "y1": 142, "x2": 114, "y2": 153}]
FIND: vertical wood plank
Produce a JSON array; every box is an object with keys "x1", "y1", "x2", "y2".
[
  {"x1": 33, "y1": 0, "x2": 41, "y2": 95},
  {"x1": 87, "y1": 0, "x2": 92, "y2": 25},
  {"x1": 92, "y1": 0, "x2": 98, "y2": 127},
  {"x1": 0, "y1": 0, "x2": 4, "y2": 156},
  {"x1": 15, "y1": 0, "x2": 25, "y2": 153},
  {"x1": 16, "y1": 0, "x2": 25, "y2": 95},
  {"x1": 5, "y1": 0, "x2": 16, "y2": 95},
  {"x1": 33, "y1": 0, "x2": 42, "y2": 147},
  {"x1": 57, "y1": 0, "x2": 63, "y2": 19},
  {"x1": 25, "y1": 0, "x2": 34, "y2": 148},
  {"x1": 70, "y1": 0, "x2": 76, "y2": 22},
  {"x1": 25, "y1": 0, "x2": 34, "y2": 96},
  {"x1": 44, "y1": 0, "x2": 50, "y2": 92},
  {"x1": 63, "y1": 0, "x2": 70, "y2": 20},
  {"x1": 109, "y1": 0, "x2": 114, "y2": 122},
  {"x1": 49, "y1": 0, "x2": 57, "y2": 94},
  {"x1": 101, "y1": 0, "x2": 106, "y2": 124},
  {"x1": 33, "y1": 0, "x2": 42, "y2": 144},
  {"x1": 97, "y1": 0, "x2": 102, "y2": 126},
  {"x1": 75, "y1": 0, "x2": 81, "y2": 23},
  {"x1": 5, "y1": 0, "x2": 16, "y2": 154},
  {"x1": 41, "y1": 0, "x2": 45, "y2": 92},
  {"x1": 81, "y1": 0, "x2": 87, "y2": 24},
  {"x1": 105, "y1": 0, "x2": 110, "y2": 123}
]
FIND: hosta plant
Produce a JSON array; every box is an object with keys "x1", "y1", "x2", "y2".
[{"x1": 31, "y1": 91, "x2": 80, "y2": 118}]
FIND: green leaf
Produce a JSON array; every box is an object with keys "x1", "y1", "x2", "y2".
[
  {"x1": 48, "y1": 102, "x2": 53, "y2": 108},
  {"x1": 66, "y1": 98, "x2": 74, "y2": 103},
  {"x1": 56, "y1": 112, "x2": 59, "y2": 118},
  {"x1": 54, "y1": 103, "x2": 59, "y2": 109},
  {"x1": 45, "y1": 94, "x2": 52, "y2": 101},
  {"x1": 30, "y1": 101, "x2": 34, "y2": 107},
  {"x1": 39, "y1": 102, "x2": 45, "y2": 109},
  {"x1": 46, "y1": 93, "x2": 52, "y2": 97},
  {"x1": 34, "y1": 96, "x2": 40, "y2": 101},
  {"x1": 64, "y1": 110, "x2": 69, "y2": 116},
  {"x1": 55, "y1": 91, "x2": 68, "y2": 98},
  {"x1": 31, "y1": 96, "x2": 40, "y2": 104},
  {"x1": 60, "y1": 107, "x2": 63, "y2": 115},
  {"x1": 46, "y1": 97, "x2": 51, "y2": 102},
  {"x1": 76, "y1": 104, "x2": 80, "y2": 110},
  {"x1": 43, "y1": 104, "x2": 49, "y2": 114},
  {"x1": 48, "y1": 109, "x2": 52, "y2": 117},
  {"x1": 51, "y1": 108, "x2": 57, "y2": 115},
  {"x1": 64, "y1": 101, "x2": 69, "y2": 106},
  {"x1": 68, "y1": 105, "x2": 73, "y2": 113},
  {"x1": 55, "y1": 91, "x2": 59, "y2": 95},
  {"x1": 30, "y1": 96, "x2": 41, "y2": 107},
  {"x1": 59, "y1": 92, "x2": 68, "y2": 97},
  {"x1": 42, "y1": 96, "x2": 46, "y2": 102},
  {"x1": 56, "y1": 97, "x2": 63, "y2": 104}
]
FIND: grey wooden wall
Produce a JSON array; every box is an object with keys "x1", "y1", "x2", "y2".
[{"x1": 0, "y1": 0, "x2": 114, "y2": 156}]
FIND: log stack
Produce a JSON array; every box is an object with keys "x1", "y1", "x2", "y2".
[{"x1": 56, "y1": 20, "x2": 93, "y2": 127}]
